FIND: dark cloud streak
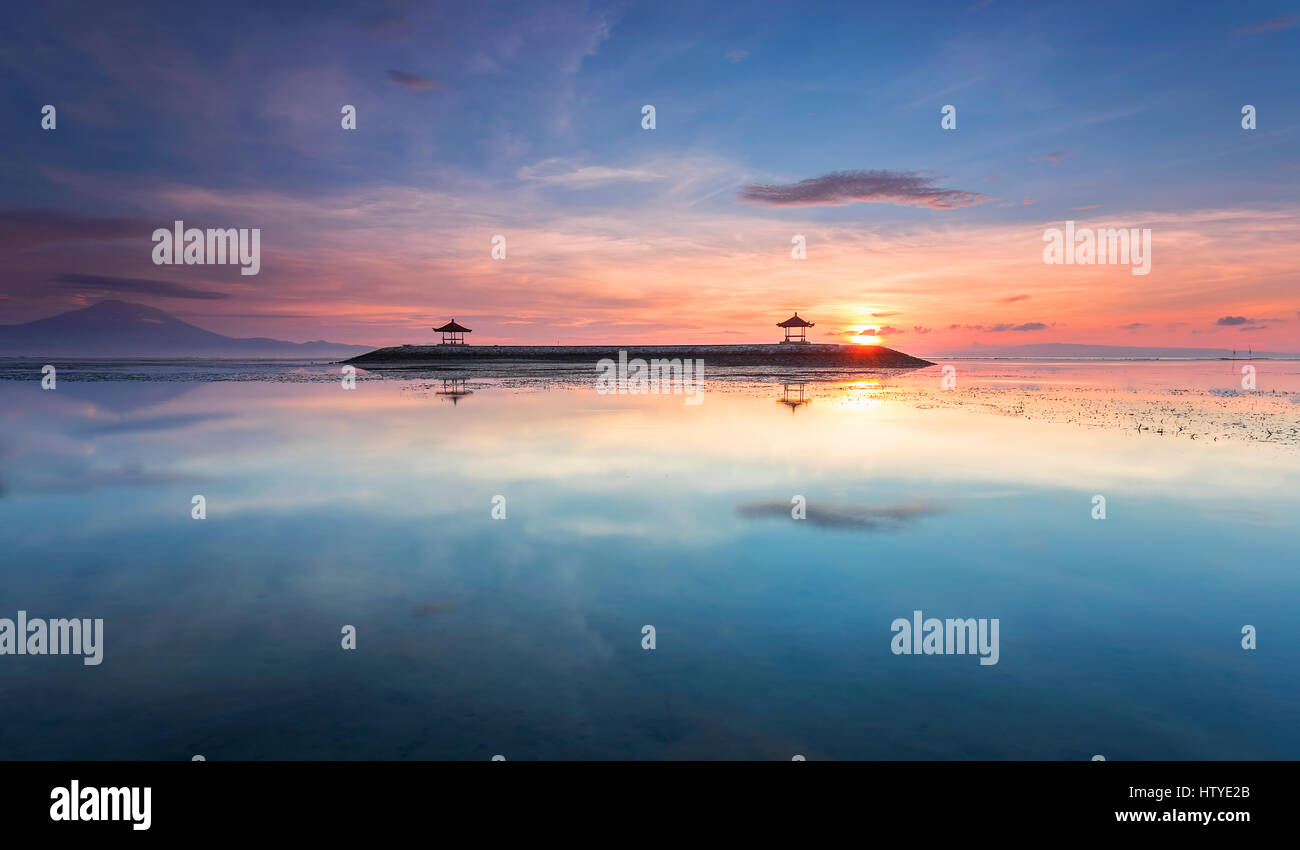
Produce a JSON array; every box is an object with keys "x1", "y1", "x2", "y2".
[
  {"x1": 49, "y1": 273, "x2": 231, "y2": 301},
  {"x1": 739, "y1": 170, "x2": 986, "y2": 209},
  {"x1": 737, "y1": 500, "x2": 948, "y2": 531},
  {"x1": 0, "y1": 210, "x2": 152, "y2": 250},
  {"x1": 387, "y1": 70, "x2": 444, "y2": 91}
]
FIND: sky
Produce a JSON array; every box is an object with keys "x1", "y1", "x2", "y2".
[{"x1": 0, "y1": 0, "x2": 1297, "y2": 351}]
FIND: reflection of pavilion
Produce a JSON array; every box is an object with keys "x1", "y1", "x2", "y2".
[
  {"x1": 777, "y1": 382, "x2": 810, "y2": 413},
  {"x1": 435, "y1": 377, "x2": 473, "y2": 404}
]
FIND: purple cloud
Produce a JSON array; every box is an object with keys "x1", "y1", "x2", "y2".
[
  {"x1": 387, "y1": 70, "x2": 444, "y2": 91},
  {"x1": 739, "y1": 170, "x2": 987, "y2": 209},
  {"x1": 1215, "y1": 316, "x2": 1256, "y2": 326}
]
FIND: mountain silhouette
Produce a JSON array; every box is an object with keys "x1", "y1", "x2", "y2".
[{"x1": 0, "y1": 300, "x2": 370, "y2": 358}]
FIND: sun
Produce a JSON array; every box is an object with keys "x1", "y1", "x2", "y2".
[{"x1": 852, "y1": 327, "x2": 881, "y2": 345}]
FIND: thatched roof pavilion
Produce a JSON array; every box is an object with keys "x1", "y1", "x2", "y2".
[
  {"x1": 433, "y1": 319, "x2": 472, "y2": 345},
  {"x1": 776, "y1": 312, "x2": 814, "y2": 344}
]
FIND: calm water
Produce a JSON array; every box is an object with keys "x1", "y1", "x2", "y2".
[{"x1": 1, "y1": 359, "x2": 1297, "y2": 759}]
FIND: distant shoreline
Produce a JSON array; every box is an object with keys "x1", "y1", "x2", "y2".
[
  {"x1": 344, "y1": 343, "x2": 935, "y2": 370},
  {"x1": 2, "y1": 353, "x2": 1297, "y2": 367}
]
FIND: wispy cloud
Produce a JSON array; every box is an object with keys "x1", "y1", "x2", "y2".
[
  {"x1": 516, "y1": 159, "x2": 661, "y2": 187},
  {"x1": 1216, "y1": 315, "x2": 1256, "y2": 326},
  {"x1": 954, "y1": 321, "x2": 1050, "y2": 332},
  {"x1": 74, "y1": 412, "x2": 233, "y2": 436},
  {"x1": 725, "y1": 49, "x2": 749, "y2": 63},
  {"x1": 1236, "y1": 15, "x2": 1300, "y2": 35},
  {"x1": 738, "y1": 170, "x2": 987, "y2": 210}
]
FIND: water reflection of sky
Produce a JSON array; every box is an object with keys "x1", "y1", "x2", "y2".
[{"x1": 0, "y1": 362, "x2": 1297, "y2": 759}]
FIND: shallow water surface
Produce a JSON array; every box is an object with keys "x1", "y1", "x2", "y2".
[{"x1": 1, "y1": 360, "x2": 1297, "y2": 759}]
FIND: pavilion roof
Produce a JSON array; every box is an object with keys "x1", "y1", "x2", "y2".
[
  {"x1": 433, "y1": 319, "x2": 472, "y2": 333},
  {"x1": 776, "y1": 313, "x2": 814, "y2": 328}
]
